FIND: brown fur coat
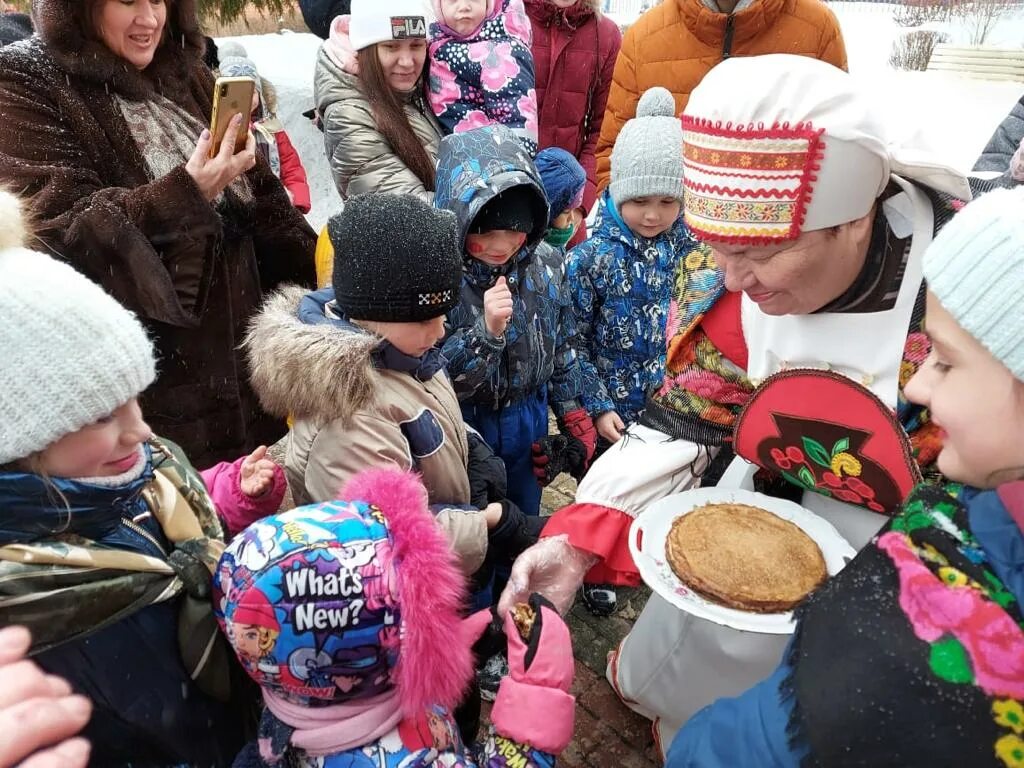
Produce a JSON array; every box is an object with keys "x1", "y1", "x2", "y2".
[{"x1": 0, "y1": 0, "x2": 316, "y2": 465}]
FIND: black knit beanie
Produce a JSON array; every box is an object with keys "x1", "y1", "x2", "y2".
[
  {"x1": 470, "y1": 187, "x2": 542, "y2": 235},
  {"x1": 330, "y1": 194, "x2": 462, "y2": 322}
]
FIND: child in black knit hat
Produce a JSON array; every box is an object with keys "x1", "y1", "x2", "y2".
[{"x1": 245, "y1": 196, "x2": 543, "y2": 721}]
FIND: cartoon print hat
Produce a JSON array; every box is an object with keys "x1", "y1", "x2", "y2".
[
  {"x1": 214, "y1": 468, "x2": 473, "y2": 713},
  {"x1": 681, "y1": 54, "x2": 969, "y2": 245}
]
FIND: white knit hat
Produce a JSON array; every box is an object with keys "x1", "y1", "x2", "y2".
[
  {"x1": 349, "y1": 0, "x2": 433, "y2": 51},
  {"x1": 681, "y1": 54, "x2": 969, "y2": 245},
  {"x1": 610, "y1": 87, "x2": 685, "y2": 207},
  {"x1": 0, "y1": 192, "x2": 156, "y2": 464},
  {"x1": 923, "y1": 186, "x2": 1024, "y2": 380}
]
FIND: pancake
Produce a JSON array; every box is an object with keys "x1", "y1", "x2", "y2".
[
  {"x1": 666, "y1": 502, "x2": 827, "y2": 613},
  {"x1": 512, "y1": 602, "x2": 536, "y2": 640}
]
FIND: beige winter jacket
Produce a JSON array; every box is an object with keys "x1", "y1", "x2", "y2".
[
  {"x1": 313, "y1": 47, "x2": 443, "y2": 201},
  {"x1": 245, "y1": 287, "x2": 487, "y2": 576}
]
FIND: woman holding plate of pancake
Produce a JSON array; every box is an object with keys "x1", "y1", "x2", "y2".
[{"x1": 499, "y1": 53, "x2": 1002, "y2": 759}]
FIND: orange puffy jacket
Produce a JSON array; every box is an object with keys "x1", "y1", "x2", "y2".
[{"x1": 595, "y1": 0, "x2": 847, "y2": 191}]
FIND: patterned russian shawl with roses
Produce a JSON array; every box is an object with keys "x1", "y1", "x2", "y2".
[{"x1": 786, "y1": 483, "x2": 1024, "y2": 767}]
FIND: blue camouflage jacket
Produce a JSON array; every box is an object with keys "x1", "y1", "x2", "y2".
[
  {"x1": 566, "y1": 191, "x2": 693, "y2": 423},
  {"x1": 435, "y1": 126, "x2": 585, "y2": 417}
]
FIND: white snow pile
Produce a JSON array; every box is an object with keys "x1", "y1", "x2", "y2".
[
  {"x1": 217, "y1": 32, "x2": 340, "y2": 234},
  {"x1": 222, "y1": 8, "x2": 1024, "y2": 228}
]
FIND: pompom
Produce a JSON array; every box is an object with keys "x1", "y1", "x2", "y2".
[
  {"x1": 217, "y1": 41, "x2": 248, "y2": 59},
  {"x1": 0, "y1": 189, "x2": 27, "y2": 253},
  {"x1": 636, "y1": 86, "x2": 677, "y2": 119}
]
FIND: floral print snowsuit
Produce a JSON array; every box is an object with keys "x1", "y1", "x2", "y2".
[{"x1": 428, "y1": 0, "x2": 539, "y2": 154}]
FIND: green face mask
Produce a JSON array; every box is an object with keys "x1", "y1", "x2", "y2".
[{"x1": 545, "y1": 223, "x2": 575, "y2": 248}]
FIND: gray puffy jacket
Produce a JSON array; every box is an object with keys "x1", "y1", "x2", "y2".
[
  {"x1": 974, "y1": 94, "x2": 1023, "y2": 184},
  {"x1": 313, "y1": 46, "x2": 443, "y2": 200}
]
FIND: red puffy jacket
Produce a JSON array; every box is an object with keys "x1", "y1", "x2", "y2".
[{"x1": 527, "y1": 0, "x2": 621, "y2": 220}]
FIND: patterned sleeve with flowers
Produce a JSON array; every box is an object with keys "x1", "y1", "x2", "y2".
[
  {"x1": 545, "y1": 251, "x2": 587, "y2": 418},
  {"x1": 566, "y1": 240, "x2": 615, "y2": 417},
  {"x1": 442, "y1": 308, "x2": 507, "y2": 401}
]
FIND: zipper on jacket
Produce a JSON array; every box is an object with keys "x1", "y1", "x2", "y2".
[
  {"x1": 121, "y1": 515, "x2": 168, "y2": 558},
  {"x1": 722, "y1": 15, "x2": 735, "y2": 59}
]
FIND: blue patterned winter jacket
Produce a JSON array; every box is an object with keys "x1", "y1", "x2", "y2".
[
  {"x1": 435, "y1": 125, "x2": 585, "y2": 416},
  {"x1": 566, "y1": 191, "x2": 694, "y2": 423}
]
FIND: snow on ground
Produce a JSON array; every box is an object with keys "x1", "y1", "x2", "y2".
[{"x1": 221, "y1": 4, "x2": 1024, "y2": 227}]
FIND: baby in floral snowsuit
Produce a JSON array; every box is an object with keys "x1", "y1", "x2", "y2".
[{"x1": 428, "y1": 0, "x2": 538, "y2": 154}]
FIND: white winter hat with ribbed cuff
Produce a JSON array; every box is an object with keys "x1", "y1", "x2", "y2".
[
  {"x1": 610, "y1": 87, "x2": 685, "y2": 207},
  {"x1": 349, "y1": 0, "x2": 433, "y2": 51},
  {"x1": 0, "y1": 193, "x2": 156, "y2": 464},
  {"x1": 923, "y1": 185, "x2": 1024, "y2": 380}
]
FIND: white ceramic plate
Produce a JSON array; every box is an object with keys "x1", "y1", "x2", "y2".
[{"x1": 629, "y1": 488, "x2": 857, "y2": 634}]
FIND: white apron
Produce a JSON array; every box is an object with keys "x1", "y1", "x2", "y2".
[{"x1": 607, "y1": 177, "x2": 934, "y2": 759}]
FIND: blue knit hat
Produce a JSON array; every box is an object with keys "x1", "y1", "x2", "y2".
[
  {"x1": 923, "y1": 186, "x2": 1024, "y2": 379},
  {"x1": 535, "y1": 148, "x2": 586, "y2": 226}
]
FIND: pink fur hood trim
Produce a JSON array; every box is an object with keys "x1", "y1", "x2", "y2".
[{"x1": 341, "y1": 468, "x2": 474, "y2": 715}]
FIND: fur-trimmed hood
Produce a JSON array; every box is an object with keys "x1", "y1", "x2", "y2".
[
  {"x1": 245, "y1": 286, "x2": 381, "y2": 424},
  {"x1": 30, "y1": 0, "x2": 206, "y2": 101}
]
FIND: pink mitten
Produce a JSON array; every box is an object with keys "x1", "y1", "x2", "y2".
[{"x1": 490, "y1": 594, "x2": 575, "y2": 754}]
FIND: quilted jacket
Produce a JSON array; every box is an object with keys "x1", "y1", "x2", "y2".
[
  {"x1": 314, "y1": 46, "x2": 443, "y2": 200},
  {"x1": 567, "y1": 191, "x2": 694, "y2": 423},
  {"x1": 974, "y1": 93, "x2": 1024, "y2": 184},
  {"x1": 435, "y1": 126, "x2": 586, "y2": 416},
  {"x1": 594, "y1": 0, "x2": 847, "y2": 190},
  {"x1": 526, "y1": 0, "x2": 621, "y2": 213}
]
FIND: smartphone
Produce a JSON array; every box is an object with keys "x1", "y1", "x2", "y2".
[{"x1": 209, "y1": 77, "x2": 256, "y2": 158}]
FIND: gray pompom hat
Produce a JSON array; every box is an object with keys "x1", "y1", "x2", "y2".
[{"x1": 609, "y1": 87, "x2": 685, "y2": 207}]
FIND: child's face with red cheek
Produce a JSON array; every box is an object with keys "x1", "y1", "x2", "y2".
[{"x1": 465, "y1": 230, "x2": 527, "y2": 267}]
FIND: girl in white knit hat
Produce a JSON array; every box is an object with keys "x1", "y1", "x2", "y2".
[
  {"x1": 666, "y1": 186, "x2": 1024, "y2": 767},
  {"x1": 0, "y1": 190, "x2": 287, "y2": 766}
]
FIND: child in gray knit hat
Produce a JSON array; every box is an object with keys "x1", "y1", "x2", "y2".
[
  {"x1": 218, "y1": 42, "x2": 312, "y2": 213},
  {"x1": 0, "y1": 189, "x2": 288, "y2": 766},
  {"x1": 565, "y1": 86, "x2": 699, "y2": 616}
]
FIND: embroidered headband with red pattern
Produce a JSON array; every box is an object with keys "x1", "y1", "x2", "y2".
[{"x1": 681, "y1": 55, "x2": 900, "y2": 245}]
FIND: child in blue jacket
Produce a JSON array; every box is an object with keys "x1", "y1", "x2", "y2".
[
  {"x1": 567, "y1": 87, "x2": 697, "y2": 446},
  {"x1": 436, "y1": 125, "x2": 596, "y2": 520},
  {"x1": 536, "y1": 147, "x2": 586, "y2": 252},
  {"x1": 667, "y1": 187, "x2": 1024, "y2": 767}
]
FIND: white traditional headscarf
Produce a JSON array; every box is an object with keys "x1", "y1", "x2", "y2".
[{"x1": 681, "y1": 54, "x2": 970, "y2": 245}]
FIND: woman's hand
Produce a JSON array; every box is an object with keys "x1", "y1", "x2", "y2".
[
  {"x1": 595, "y1": 410, "x2": 625, "y2": 443},
  {"x1": 497, "y1": 535, "x2": 599, "y2": 616},
  {"x1": 185, "y1": 114, "x2": 256, "y2": 202},
  {"x1": 0, "y1": 627, "x2": 91, "y2": 768}
]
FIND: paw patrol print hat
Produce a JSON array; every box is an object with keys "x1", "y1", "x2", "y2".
[
  {"x1": 330, "y1": 194, "x2": 463, "y2": 322},
  {"x1": 215, "y1": 468, "x2": 474, "y2": 718}
]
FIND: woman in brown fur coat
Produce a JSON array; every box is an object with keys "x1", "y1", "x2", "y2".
[{"x1": 0, "y1": 0, "x2": 316, "y2": 467}]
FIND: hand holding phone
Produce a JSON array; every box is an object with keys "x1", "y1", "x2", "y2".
[
  {"x1": 208, "y1": 77, "x2": 256, "y2": 158},
  {"x1": 185, "y1": 114, "x2": 256, "y2": 202}
]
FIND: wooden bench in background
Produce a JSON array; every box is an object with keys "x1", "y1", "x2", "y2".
[{"x1": 927, "y1": 44, "x2": 1024, "y2": 82}]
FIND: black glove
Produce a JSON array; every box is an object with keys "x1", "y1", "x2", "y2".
[
  {"x1": 467, "y1": 430, "x2": 508, "y2": 508},
  {"x1": 487, "y1": 500, "x2": 545, "y2": 563},
  {"x1": 531, "y1": 434, "x2": 588, "y2": 485}
]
